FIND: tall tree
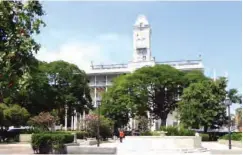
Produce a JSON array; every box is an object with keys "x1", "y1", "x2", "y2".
[
  {"x1": 101, "y1": 65, "x2": 209, "y2": 128},
  {"x1": 227, "y1": 88, "x2": 242, "y2": 104},
  {"x1": 0, "y1": 0, "x2": 45, "y2": 102},
  {"x1": 183, "y1": 70, "x2": 209, "y2": 86},
  {"x1": 10, "y1": 60, "x2": 93, "y2": 121},
  {"x1": 44, "y1": 60, "x2": 93, "y2": 124},
  {"x1": 102, "y1": 65, "x2": 187, "y2": 127},
  {"x1": 128, "y1": 65, "x2": 185, "y2": 126},
  {"x1": 101, "y1": 75, "x2": 133, "y2": 129},
  {"x1": 14, "y1": 61, "x2": 55, "y2": 115},
  {"x1": 178, "y1": 78, "x2": 228, "y2": 132}
]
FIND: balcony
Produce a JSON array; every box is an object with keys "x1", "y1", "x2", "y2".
[
  {"x1": 89, "y1": 81, "x2": 112, "y2": 87},
  {"x1": 91, "y1": 63, "x2": 128, "y2": 70},
  {"x1": 156, "y1": 60, "x2": 203, "y2": 70}
]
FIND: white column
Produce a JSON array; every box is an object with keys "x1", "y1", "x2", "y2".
[
  {"x1": 74, "y1": 109, "x2": 77, "y2": 130},
  {"x1": 105, "y1": 75, "x2": 108, "y2": 92},
  {"x1": 133, "y1": 119, "x2": 136, "y2": 129},
  {"x1": 147, "y1": 111, "x2": 151, "y2": 130},
  {"x1": 79, "y1": 113, "x2": 82, "y2": 130},
  {"x1": 64, "y1": 105, "x2": 68, "y2": 131},
  {"x1": 83, "y1": 110, "x2": 86, "y2": 129},
  {"x1": 95, "y1": 75, "x2": 97, "y2": 107},
  {"x1": 151, "y1": 120, "x2": 156, "y2": 131},
  {"x1": 129, "y1": 118, "x2": 133, "y2": 130},
  {"x1": 71, "y1": 113, "x2": 74, "y2": 130}
]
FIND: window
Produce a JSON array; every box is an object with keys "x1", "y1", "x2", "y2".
[
  {"x1": 173, "y1": 122, "x2": 178, "y2": 126},
  {"x1": 143, "y1": 56, "x2": 146, "y2": 60}
]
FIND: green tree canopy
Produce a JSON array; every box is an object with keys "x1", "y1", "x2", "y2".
[
  {"x1": 0, "y1": 0, "x2": 45, "y2": 101},
  {"x1": 45, "y1": 60, "x2": 93, "y2": 112},
  {"x1": 178, "y1": 77, "x2": 228, "y2": 132},
  {"x1": 7, "y1": 60, "x2": 93, "y2": 125},
  {"x1": 102, "y1": 65, "x2": 200, "y2": 127},
  {"x1": 127, "y1": 65, "x2": 186, "y2": 126},
  {"x1": 101, "y1": 75, "x2": 133, "y2": 129},
  {"x1": 183, "y1": 70, "x2": 209, "y2": 86},
  {"x1": 227, "y1": 88, "x2": 242, "y2": 104},
  {"x1": 0, "y1": 104, "x2": 30, "y2": 127}
]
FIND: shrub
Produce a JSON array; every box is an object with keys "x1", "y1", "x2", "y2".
[
  {"x1": 4, "y1": 104, "x2": 30, "y2": 127},
  {"x1": 140, "y1": 131, "x2": 153, "y2": 136},
  {"x1": 220, "y1": 133, "x2": 242, "y2": 141},
  {"x1": 160, "y1": 126, "x2": 195, "y2": 136},
  {"x1": 29, "y1": 112, "x2": 57, "y2": 131},
  {"x1": 76, "y1": 131, "x2": 88, "y2": 139},
  {"x1": 152, "y1": 131, "x2": 161, "y2": 136},
  {"x1": 178, "y1": 128, "x2": 195, "y2": 136},
  {"x1": 200, "y1": 133, "x2": 210, "y2": 141},
  {"x1": 37, "y1": 131, "x2": 89, "y2": 139},
  {"x1": 161, "y1": 126, "x2": 178, "y2": 136},
  {"x1": 137, "y1": 116, "x2": 149, "y2": 133},
  {"x1": 85, "y1": 114, "x2": 114, "y2": 140},
  {"x1": 31, "y1": 133, "x2": 74, "y2": 154},
  {"x1": 22, "y1": 128, "x2": 43, "y2": 134}
]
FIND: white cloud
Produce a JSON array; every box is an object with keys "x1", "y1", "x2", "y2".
[
  {"x1": 35, "y1": 41, "x2": 112, "y2": 72},
  {"x1": 35, "y1": 33, "x2": 132, "y2": 72}
]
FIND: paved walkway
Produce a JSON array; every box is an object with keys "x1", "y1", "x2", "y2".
[
  {"x1": 100, "y1": 138, "x2": 208, "y2": 155},
  {"x1": 100, "y1": 138, "x2": 242, "y2": 155},
  {"x1": 201, "y1": 142, "x2": 242, "y2": 150},
  {"x1": 0, "y1": 140, "x2": 241, "y2": 155},
  {"x1": 0, "y1": 143, "x2": 33, "y2": 154}
]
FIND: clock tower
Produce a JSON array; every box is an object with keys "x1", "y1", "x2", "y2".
[{"x1": 133, "y1": 15, "x2": 152, "y2": 62}]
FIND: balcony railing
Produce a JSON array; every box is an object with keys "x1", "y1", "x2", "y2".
[
  {"x1": 89, "y1": 82, "x2": 112, "y2": 87},
  {"x1": 156, "y1": 60, "x2": 202, "y2": 68},
  {"x1": 91, "y1": 63, "x2": 128, "y2": 70}
]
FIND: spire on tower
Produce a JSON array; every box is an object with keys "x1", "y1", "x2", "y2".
[{"x1": 134, "y1": 15, "x2": 149, "y2": 27}]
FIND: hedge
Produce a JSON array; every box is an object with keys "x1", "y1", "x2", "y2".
[
  {"x1": 31, "y1": 133, "x2": 74, "y2": 154},
  {"x1": 76, "y1": 131, "x2": 88, "y2": 139},
  {"x1": 199, "y1": 133, "x2": 210, "y2": 141},
  {"x1": 140, "y1": 131, "x2": 153, "y2": 136},
  {"x1": 219, "y1": 133, "x2": 242, "y2": 141},
  {"x1": 160, "y1": 126, "x2": 195, "y2": 136},
  {"x1": 199, "y1": 133, "x2": 219, "y2": 141},
  {"x1": 140, "y1": 131, "x2": 162, "y2": 136}
]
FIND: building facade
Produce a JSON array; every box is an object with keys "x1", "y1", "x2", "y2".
[{"x1": 87, "y1": 15, "x2": 204, "y2": 130}]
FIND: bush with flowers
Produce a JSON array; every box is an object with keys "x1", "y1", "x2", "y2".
[{"x1": 85, "y1": 114, "x2": 114, "y2": 141}]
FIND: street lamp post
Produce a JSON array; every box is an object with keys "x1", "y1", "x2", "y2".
[
  {"x1": 97, "y1": 100, "x2": 101, "y2": 147},
  {"x1": 224, "y1": 96, "x2": 232, "y2": 150}
]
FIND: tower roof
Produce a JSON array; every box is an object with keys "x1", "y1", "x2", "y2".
[{"x1": 134, "y1": 15, "x2": 149, "y2": 27}]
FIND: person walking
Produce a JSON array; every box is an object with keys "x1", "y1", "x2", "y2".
[{"x1": 119, "y1": 130, "x2": 125, "y2": 143}]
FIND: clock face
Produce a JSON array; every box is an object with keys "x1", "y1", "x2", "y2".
[
  {"x1": 135, "y1": 30, "x2": 147, "y2": 48},
  {"x1": 136, "y1": 38, "x2": 146, "y2": 48},
  {"x1": 137, "y1": 48, "x2": 147, "y2": 54}
]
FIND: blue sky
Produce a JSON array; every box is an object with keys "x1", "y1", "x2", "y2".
[{"x1": 35, "y1": 1, "x2": 242, "y2": 112}]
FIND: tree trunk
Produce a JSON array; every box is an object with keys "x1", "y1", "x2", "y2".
[
  {"x1": 203, "y1": 125, "x2": 208, "y2": 133},
  {"x1": 160, "y1": 119, "x2": 167, "y2": 127}
]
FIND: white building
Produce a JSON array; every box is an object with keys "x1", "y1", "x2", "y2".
[{"x1": 87, "y1": 15, "x2": 204, "y2": 131}]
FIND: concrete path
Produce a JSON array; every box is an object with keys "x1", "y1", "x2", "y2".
[
  {"x1": 202, "y1": 142, "x2": 242, "y2": 155},
  {"x1": 202, "y1": 142, "x2": 242, "y2": 150},
  {"x1": 100, "y1": 139, "x2": 242, "y2": 155},
  {"x1": 0, "y1": 143, "x2": 33, "y2": 154},
  {"x1": 101, "y1": 138, "x2": 210, "y2": 155},
  {"x1": 0, "y1": 140, "x2": 241, "y2": 155}
]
